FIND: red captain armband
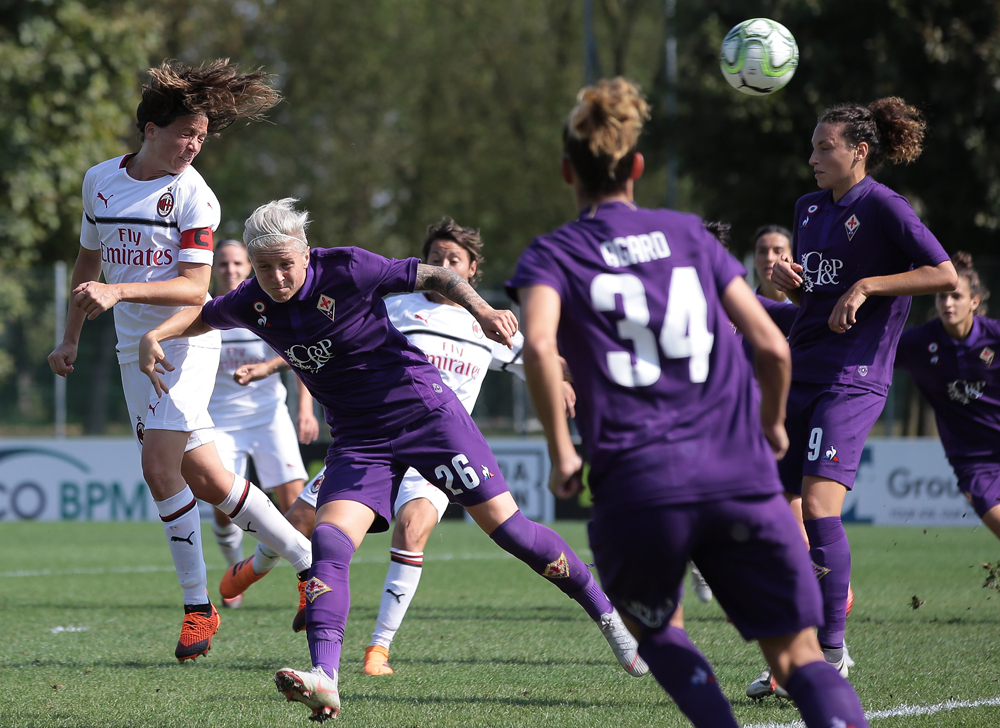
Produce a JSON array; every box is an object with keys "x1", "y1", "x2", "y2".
[{"x1": 181, "y1": 228, "x2": 214, "y2": 251}]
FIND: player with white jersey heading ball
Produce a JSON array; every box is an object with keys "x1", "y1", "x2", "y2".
[
  {"x1": 138, "y1": 198, "x2": 645, "y2": 722},
  {"x1": 47, "y1": 60, "x2": 313, "y2": 661},
  {"x1": 509, "y1": 77, "x2": 869, "y2": 728},
  {"x1": 226, "y1": 217, "x2": 581, "y2": 677},
  {"x1": 208, "y1": 239, "x2": 318, "y2": 607}
]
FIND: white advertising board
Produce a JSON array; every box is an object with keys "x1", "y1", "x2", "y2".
[
  {"x1": 0, "y1": 436, "x2": 974, "y2": 526},
  {"x1": 0, "y1": 437, "x2": 556, "y2": 523},
  {"x1": 846, "y1": 437, "x2": 979, "y2": 526},
  {"x1": 0, "y1": 438, "x2": 156, "y2": 522}
]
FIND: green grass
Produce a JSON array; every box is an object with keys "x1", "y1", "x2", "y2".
[{"x1": 2, "y1": 522, "x2": 1000, "y2": 727}]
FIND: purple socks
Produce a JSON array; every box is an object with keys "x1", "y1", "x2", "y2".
[
  {"x1": 785, "y1": 661, "x2": 869, "y2": 727},
  {"x1": 805, "y1": 516, "x2": 850, "y2": 649},
  {"x1": 489, "y1": 511, "x2": 612, "y2": 621},
  {"x1": 640, "y1": 626, "x2": 739, "y2": 728},
  {"x1": 306, "y1": 523, "x2": 355, "y2": 676}
]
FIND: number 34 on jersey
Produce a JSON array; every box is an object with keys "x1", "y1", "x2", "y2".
[{"x1": 591, "y1": 267, "x2": 715, "y2": 387}]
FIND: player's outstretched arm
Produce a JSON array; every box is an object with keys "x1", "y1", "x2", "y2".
[
  {"x1": 722, "y1": 276, "x2": 791, "y2": 460},
  {"x1": 827, "y1": 260, "x2": 957, "y2": 334},
  {"x1": 235, "y1": 356, "x2": 289, "y2": 384},
  {"x1": 72, "y1": 261, "x2": 211, "y2": 321},
  {"x1": 48, "y1": 246, "x2": 103, "y2": 377},
  {"x1": 415, "y1": 263, "x2": 517, "y2": 348},
  {"x1": 138, "y1": 307, "x2": 214, "y2": 397},
  {"x1": 519, "y1": 284, "x2": 583, "y2": 498}
]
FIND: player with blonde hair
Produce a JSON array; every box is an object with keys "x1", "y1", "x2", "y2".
[{"x1": 139, "y1": 197, "x2": 644, "y2": 722}]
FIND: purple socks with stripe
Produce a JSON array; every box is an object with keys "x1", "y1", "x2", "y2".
[
  {"x1": 489, "y1": 511, "x2": 612, "y2": 621},
  {"x1": 805, "y1": 516, "x2": 850, "y2": 649},
  {"x1": 306, "y1": 523, "x2": 356, "y2": 676},
  {"x1": 640, "y1": 626, "x2": 739, "y2": 728},
  {"x1": 785, "y1": 660, "x2": 869, "y2": 727}
]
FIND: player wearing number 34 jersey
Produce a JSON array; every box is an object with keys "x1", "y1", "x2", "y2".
[{"x1": 510, "y1": 77, "x2": 868, "y2": 728}]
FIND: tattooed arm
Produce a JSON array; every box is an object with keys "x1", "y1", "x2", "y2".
[{"x1": 416, "y1": 263, "x2": 518, "y2": 348}]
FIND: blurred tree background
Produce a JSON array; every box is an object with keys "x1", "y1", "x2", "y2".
[{"x1": 1, "y1": 0, "x2": 998, "y2": 433}]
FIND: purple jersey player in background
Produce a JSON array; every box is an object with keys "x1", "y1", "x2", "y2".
[
  {"x1": 139, "y1": 198, "x2": 645, "y2": 722},
  {"x1": 509, "y1": 77, "x2": 868, "y2": 728},
  {"x1": 768, "y1": 97, "x2": 956, "y2": 686},
  {"x1": 895, "y1": 252, "x2": 1000, "y2": 537}
]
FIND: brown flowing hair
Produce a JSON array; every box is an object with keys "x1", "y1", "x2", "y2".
[
  {"x1": 819, "y1": 97, "x2": 926, "y2": 172},
  {"x1": 136, "y1": 59, "x2": 281, "y2": 140}
]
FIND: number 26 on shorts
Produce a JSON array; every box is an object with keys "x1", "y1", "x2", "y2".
[{"x1": 435, "y1": 454, "x2": 481, "y2": 496}]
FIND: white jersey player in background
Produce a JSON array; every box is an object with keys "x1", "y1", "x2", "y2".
[
  {"x1": 221, "y1": 217, "x2": 574, "y2": 674},
  {"x1": 47, "y1": 60, "x2": 313, "y2": 661},
  {"x1": 208, "y1": 239, "x2": 320, "y2": 608}
]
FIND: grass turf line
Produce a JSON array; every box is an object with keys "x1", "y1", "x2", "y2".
[{"x1": 1, "y1": 522, "x2": 998, "y2": 727}]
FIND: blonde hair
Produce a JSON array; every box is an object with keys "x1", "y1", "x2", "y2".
[
  {"x1": 564, "y1": 77, "x2": 650, "y2": 195},
  {"x1": 244, "y1": 198, "x2": 310, "y2": 257}
]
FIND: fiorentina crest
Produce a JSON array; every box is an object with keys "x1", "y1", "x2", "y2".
[
  {"x1": 542, "y1": 552, "x2": 570, "y2": 579},
  {"x1": 304, "y1": 576, "x2": 332, "y2": 602},
  {"x1": 844, "y1": 214, "x2": 861, "y2": 240},
  {"x1": 981, "y1": 347, "x2": 995, "y2": 367},
  {"x1": 317, "y1": 294, "x2": 336, "y2": 321}
]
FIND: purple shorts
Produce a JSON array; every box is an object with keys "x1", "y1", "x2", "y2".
[
  {"x1": 317, "y1": 397, "x2": 509, "y2": 532},
  {"x1": 588, "y1": 494, "x2": 823, "y2": 641},
  {"x1": 779, "y1": 382, "x2": 886, "y2": 494},
  {"x1": 954, "y1": 463, "x2": 1000, "y2": 518}
]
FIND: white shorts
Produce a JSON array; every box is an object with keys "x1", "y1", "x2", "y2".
[
  {"x1": 298, "y1": 465, "x2": 450, "y2": 521},
  {"x1": 214, "y1": 408, "x2": 308, "y2": 490},
  {"x1": 120, "y1": 341, "x2": 218, "y2": 453}
]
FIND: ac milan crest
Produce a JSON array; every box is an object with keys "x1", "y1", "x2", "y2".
[{"x1": 157, "y1": 191, "x2": 175, "y2": 217}]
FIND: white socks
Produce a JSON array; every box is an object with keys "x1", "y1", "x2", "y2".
[
  {"x1": 253, "y1": 541, "x2": 281, "y2": 575},
  {"x1": 155, "y1": 486, "x2": 208, "y2": 605},
  {"x1": 370, "y1": 549, "x2": 424, "y2": 649},
  {"x1": 211, "y1": 517, "x2": 244, "y2": 567},
  {"x1": 219, "y1": 474, "x2": 312, "y2": 573}
]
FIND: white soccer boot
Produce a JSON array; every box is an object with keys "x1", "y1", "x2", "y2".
[
  {"x1": 689, "y1": 563, "x2": 713, "y2": 603},
  {"x1": 598, "y1": 609, "x2": 649, "y2": 677},
  {"x1": 746, "y1": 668, "x2": 790, "y2": 699},
  {"x1": 275, "y1": 665, "x2": 341, "y2": 722}
]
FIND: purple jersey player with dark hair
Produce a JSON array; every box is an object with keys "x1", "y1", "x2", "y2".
[
  {"x1": 767, "y1": 97, "x2": 957, "y2": 686},
  {"x1": 509, "y1": 77, "x2": 868, "y2": 728},
  {"x1": 139, "y1": 197, "x2": 645, "y2": 722},
  {"x1": 895, "y1": 252, "x2": 1000, "y2": 536}
]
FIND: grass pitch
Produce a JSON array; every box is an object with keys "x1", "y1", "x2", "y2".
[{"x1": 2, "y1": 521, "x2": 999, "y2": 727}]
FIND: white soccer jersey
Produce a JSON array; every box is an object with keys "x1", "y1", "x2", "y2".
[
  {"x1": 385, "y1": 293, "x2": 525, "y2": 414},
  {"x1": 79, "y1": 154, "x2": 221, "y2": 363},
  {"x1": 209, "y1": 327, "x2": 287, "y2": 430}
]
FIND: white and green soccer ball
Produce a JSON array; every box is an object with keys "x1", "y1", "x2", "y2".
[{"x1": 719, "y1": 18, "x2": 798, "y2": 96}]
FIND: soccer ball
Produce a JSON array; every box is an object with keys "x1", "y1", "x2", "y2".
[{"x1": 719, "y1": 18, "x2": 798, "y2": 96}]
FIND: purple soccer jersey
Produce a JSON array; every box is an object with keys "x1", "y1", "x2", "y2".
[
  {"x1": 790, "y1": 176, "x2": 950, "y2": 393},
  {"x1": 506, "y1": 201, "x2": 781, "y2": 511},
  {"x1": 895, "y1": 316, "x2": 1000, "y2": 466},
  {"x1": 202, "y1": 247, "x2": 451, "y2": 439}
]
